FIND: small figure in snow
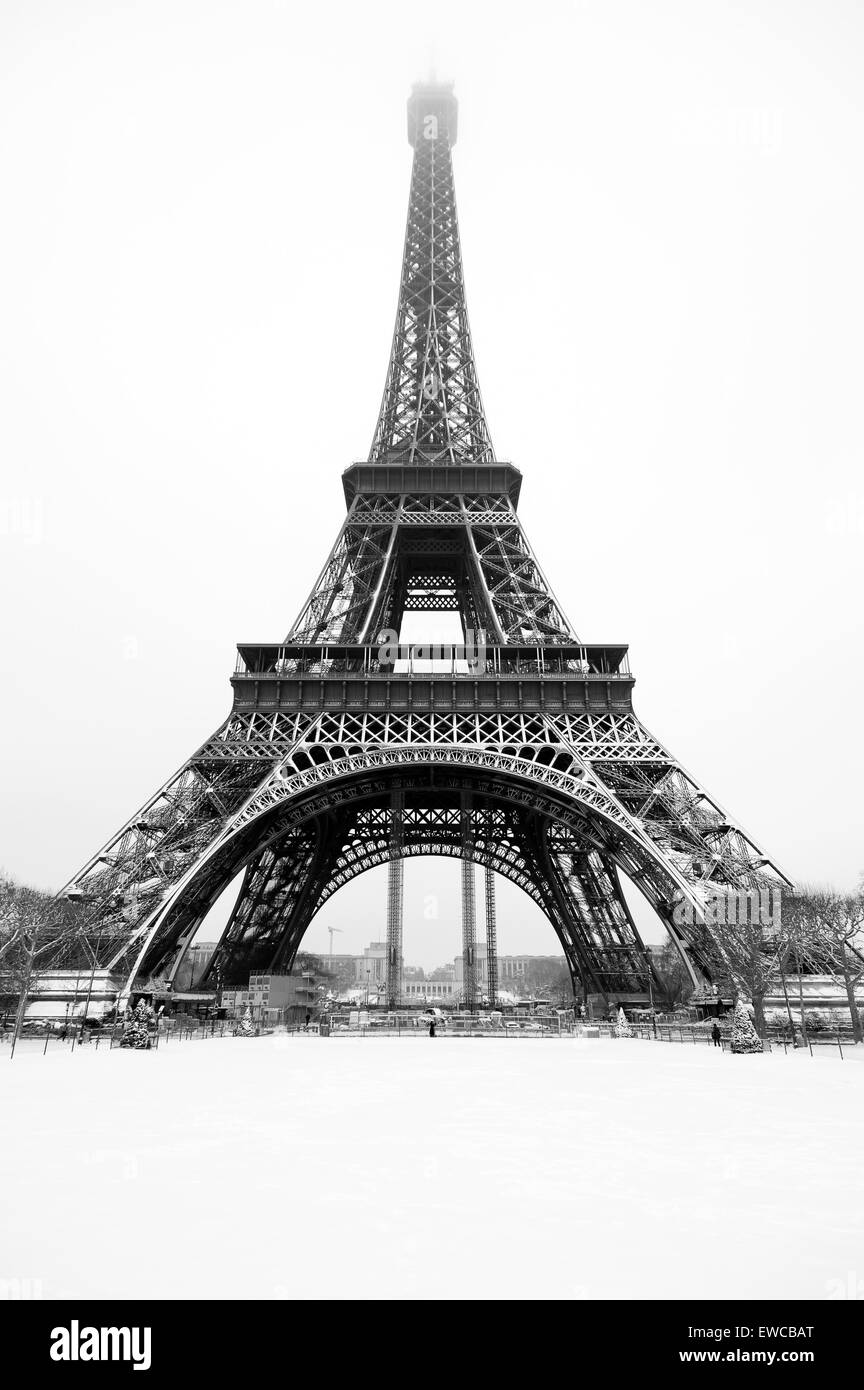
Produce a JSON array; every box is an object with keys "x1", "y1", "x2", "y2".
[
  {"x1": 711, "y1": 1022, "x2": 721, "y2": 1048},
  {"x1": 429, "y1": 1019, "x2": 436, "y2": 1037}
]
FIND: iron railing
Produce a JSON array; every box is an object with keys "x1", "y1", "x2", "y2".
[{"x1": 233, "y1": 643, "x2": 631, "y2": 680}]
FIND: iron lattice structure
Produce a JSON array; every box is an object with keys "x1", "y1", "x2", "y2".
[
  {"x1": 370, "y1": 84, "x2": 494, "y2": 468},
  {"x1": 484, "y1": 866, "x2": 498, "y2": 1008},
  {"x1": 49, "y1": 82, "x2": 790, "y2": 1008},
  {"x1": 385, "y1": 791, "x2": 404, "y2": 1009},
  {"x1": 460, "y1": 800, "x2": 477, "y2": 1010}
]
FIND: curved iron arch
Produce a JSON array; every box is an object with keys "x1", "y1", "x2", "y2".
[{"x1": 129, "y1": 757, "x2": 703, "y2": 998}]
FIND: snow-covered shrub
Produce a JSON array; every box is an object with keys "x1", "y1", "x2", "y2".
[
  {"x1": 730, "y1": 998, "x2": 763, "y2": 1054},
  {"x1": 806, "y1": 1010, "x2": 830, "y2": 1034},
  {"x1": 613, "y1": 1006, "x2": 632, "y2": 1038},
  {"x1": 233, "y1": 1006, "x2": 255, "y2": 1038},
  {"x1": 120, "y1": 999, "x2": 152, "y2": 1050}
]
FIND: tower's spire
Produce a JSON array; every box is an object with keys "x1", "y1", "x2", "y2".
[{"x1": 369, "y1": 83, "x2": 495, "y2": 467}]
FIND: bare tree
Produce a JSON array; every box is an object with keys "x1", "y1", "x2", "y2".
[
  {"x1": 522, "y1": 958, "x2": 573, "y2": 1004},
  {"x1": 0, "y1": 875, "x2": 49, "y2": 984},
  {"x1": 1, "y1": 877, "x2": 50, "y2": 1051},
  {"x1": 785, "y1": 886, "x2": 864, "y2": 1043},
  {"x1": 691, "y1": 908, "x2": 787, "y2": 1038},
  {"x1": 0, "y1": 874, "x2": 84, "y2": 1048},
  {"x1": 650, "y1": 940, "x2": 694, "y2": 1012}
]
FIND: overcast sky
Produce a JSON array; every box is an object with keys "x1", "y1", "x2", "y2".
[{"x1": 1, "y1": 0, "x2": 862, "y2": 968}]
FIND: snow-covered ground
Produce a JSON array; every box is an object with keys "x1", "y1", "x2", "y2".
[{"x1": 1, "y1": 1036, "x2": 861, "y2": 1300}]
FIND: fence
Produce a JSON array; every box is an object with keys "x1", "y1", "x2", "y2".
[
  {"x1": 2, "y1": 1015, "x2": 856, "y2": 1056},
  {"x1": 621, "y1": 1022, "x2": 852, "y2": 1058},
  {"x1": 0, "y1": 1014, "x2": 253, "y2": 1056},
  {"x1": 284, "y1": 1014, "x2": 577, "y2": 1038}
]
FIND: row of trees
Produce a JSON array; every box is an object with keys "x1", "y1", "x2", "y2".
[
  {"x1": 0, "y1": 875, "x2": 72, "y2": 1032},
  {"x1": 517, "y1": 889, "x2": 864, "y2": 1038},
  {"x1": 652, "y1": 885, "x2": 864, "y2": 1042},
  {"x1": 518, "y1": 957, "x2": 574, "y2": 1004}
]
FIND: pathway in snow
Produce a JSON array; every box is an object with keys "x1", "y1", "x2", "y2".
[{"x1": 1, "y1": 1036, "x2": 861, "y2": 1300}]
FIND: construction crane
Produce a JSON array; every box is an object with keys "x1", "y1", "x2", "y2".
[{"x1": 327, "y1": 925, "x2": 343, "y2": 961}]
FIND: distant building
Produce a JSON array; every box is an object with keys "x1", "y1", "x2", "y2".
[
  {"x1": 453, "y1": 942, "x2": 490, "y2": 990},
  {"x1": 318, "y1": 953, "x2": 356, "y2": 991},
  {"x1": 499, "y1": 953, "x2": 566, "y2": 983},
  {"x1": 427, "y1": 964, "x2": 456, "y2": 982},
  {"x1": 354, "y1": 942, "x2": 386, "y2": 986},
  {"x1": 221, "y1": 972, "x2": 317, "y2": 1024},
  {"x1": 403, "y1": 980, "x2": 457, "y2": 1001},
  {"x1": 353, "y1": 941, "x2": 404, "y2": 995},
  {"x1": 453, "y1": 949, "x2": 567, "y2": 995}
]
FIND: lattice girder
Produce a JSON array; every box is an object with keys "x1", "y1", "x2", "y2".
[
  {"x1": 285, "y1": 492, "x2": 576, "y2": 648},
  {"x1": 370, "y1": 86, "x2": 494, "y2": 467}
]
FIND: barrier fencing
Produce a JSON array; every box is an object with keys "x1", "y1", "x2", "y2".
[
  {"x1": 1, "y1": 1015, "x2": 857, "y2": 1056},
  {"x1": 624, "y1": 1022, "x2": 852, "y2": 1058}
]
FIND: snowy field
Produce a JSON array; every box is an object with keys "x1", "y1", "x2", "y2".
[{"x1": 1, "y1": 1035, "x2": 862, "y2": 1301}]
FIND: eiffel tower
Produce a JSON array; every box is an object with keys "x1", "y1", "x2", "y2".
[{"x1": 52, "y1": 82, "x2": 788, "y2": 1012}]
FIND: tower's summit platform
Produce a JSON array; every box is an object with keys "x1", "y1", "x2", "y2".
[{"x1": 407, "y1": 81, "x2": 458, "y2": 146}]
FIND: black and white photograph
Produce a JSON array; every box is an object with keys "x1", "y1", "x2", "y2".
[{"x1": 1, "y1": 0, "x2": 862, "y2": 1349}]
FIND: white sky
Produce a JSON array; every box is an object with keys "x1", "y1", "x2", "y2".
[{"x1": 1, "y1": 0, "x2": 862, "y2": 969}]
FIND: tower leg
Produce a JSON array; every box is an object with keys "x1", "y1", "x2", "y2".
[{"x1": 484, "y1": 865, "x2": 498, "y2": 1008}]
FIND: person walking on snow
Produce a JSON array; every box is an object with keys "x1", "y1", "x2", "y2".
[{"x1": 712, "y1": 1022, "x2": 722, "y2": 1048}]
